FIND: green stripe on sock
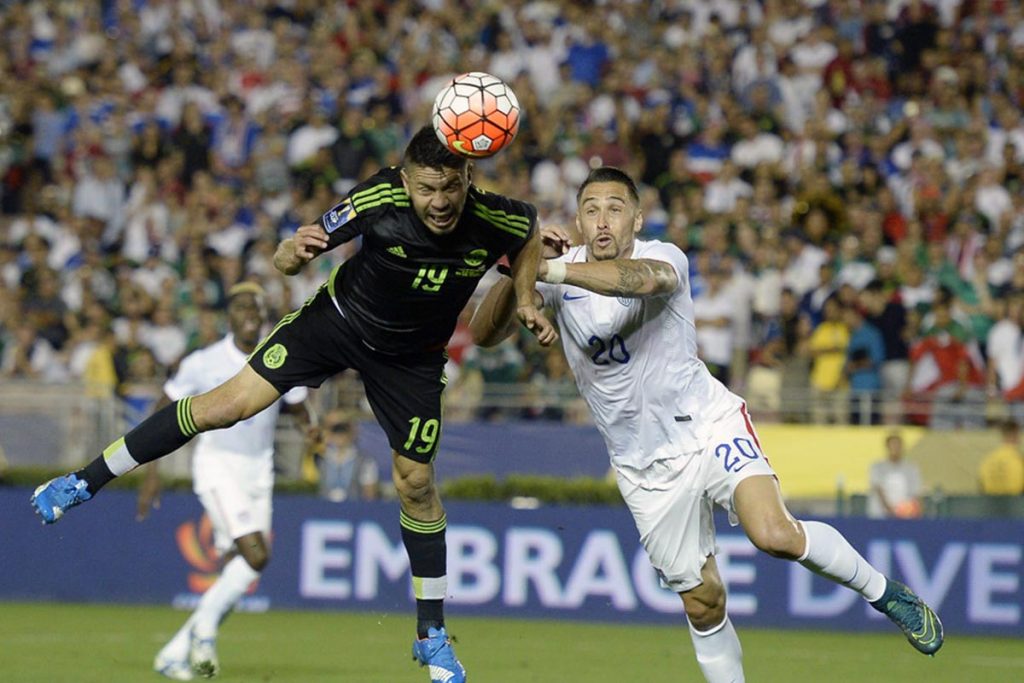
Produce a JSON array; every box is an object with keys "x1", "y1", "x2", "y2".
[
  {"x1": 102, "y1": 436, "x2": 126, "y2": 460},
  {"x1": 177, "y1": 397, "x2": 198, "y2": 437},
  {"x1": 400, "y1": 510, "x2": 447, "y2": 534}
]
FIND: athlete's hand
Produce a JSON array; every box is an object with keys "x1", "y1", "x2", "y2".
[
  {"x1": 540, "y1": 225, "x2": 571, "y2": 259},
  {"x1": 136, "y1": 473, "x2": 161, "y2": 521},
  {"x1": 293, "y1": 224, "x2": 329, "y2": 261},
  {"x1": 518, "y1": 304, "x2": 558, "y2": 346}
]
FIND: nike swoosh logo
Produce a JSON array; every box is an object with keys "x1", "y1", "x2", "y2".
[
  {"x1": 911, "y1": 605, "x2": 940, "y2": 647},
  {"x1": 452, "y1": 140, "x2": 487, "y2": 157},
  {"x1": 563, "y1": 293, "x2": 588, "y2": 301}
]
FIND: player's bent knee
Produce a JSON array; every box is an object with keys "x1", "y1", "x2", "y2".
[
  {"x1": 681, "y1": 572, "x2": 727, "y2": 631},
  {"x1": 243, "y1": 549, "x2": 269, "y2": 572},
  {"x1": 392, "y1": 460, "x2": 435, "y2": 506},
  {"x1": 683, "y1": 588, "x2": 727, "y2": 631},
  {"x1": 237, "y1": 537, "x2": 270, "y2": 571},
  {"x1": 747, "y1": 518, "x2": 803, "y2": 559}
]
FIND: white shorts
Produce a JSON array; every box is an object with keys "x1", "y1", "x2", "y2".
[
  {"x1": 614, "y1": 404, "x2": 776, "y2": 593},
  {"x1": 195, "y1": 460, "x2": 273, "y2": 555}
]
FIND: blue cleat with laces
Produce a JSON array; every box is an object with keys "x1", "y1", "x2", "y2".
[
  {"x1": 30, "y1": 473, "x2": 92, "y2": 524},
  {"x1": 871, "y1": 579, "x2": 944, "y2": 655},
  {"x1": 412, "y1": 626, "x2": 466, "y2": 683}
]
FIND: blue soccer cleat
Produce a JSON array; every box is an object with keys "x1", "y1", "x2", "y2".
[
  {"x1": 30, "y1": 473, "x2": 92, "y2": 524},
  {"x1": 871, "y1": 578, "x2": 944, "y2": 655},
  {"x1": 412, "y1": 626, "x2": 466, "y2": 683}
]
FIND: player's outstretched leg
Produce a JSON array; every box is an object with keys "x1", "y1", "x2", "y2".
[
  {"x1": 31, "y1": 397, "x2": 204, "y2": 523},
  {"x1": 871, "y1": 578, "x2": 944, "y2": 655},
  {"x1": 30, "y1": 473, "x2": 92, "y2": 523},
  {"x1": 412, "y1": 626, "x2": 466, "y2": 683}
]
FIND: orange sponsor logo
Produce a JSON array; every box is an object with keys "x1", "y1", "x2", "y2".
[{"x1": 175, "y1": 514, "x2": 260, "y2": 594}]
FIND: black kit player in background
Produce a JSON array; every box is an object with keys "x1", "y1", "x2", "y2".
[{"x1": 31, "y1": 125, "x2": 557, "y2": 682}]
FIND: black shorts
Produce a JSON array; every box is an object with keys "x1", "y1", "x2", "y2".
[{"x1": 249, "y1": 286, "x2": 447, "y2": 463}]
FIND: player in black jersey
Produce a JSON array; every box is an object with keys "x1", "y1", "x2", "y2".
[{"x1": 31, "y1": 126, "x2": 556, "y2": 683}]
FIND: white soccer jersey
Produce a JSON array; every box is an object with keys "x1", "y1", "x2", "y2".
[
  {"x1": 164, "y1": 334, "x2": 308, "y2": 489},
  {"x1": 538, "y1": 239, "x2": 743, "y2": 471}
]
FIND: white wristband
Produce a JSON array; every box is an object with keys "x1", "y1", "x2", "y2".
[{"x1": 543, "y1": 260, "x2": 567, "y2": 284}]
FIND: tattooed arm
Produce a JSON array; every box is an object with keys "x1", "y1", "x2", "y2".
[{"x1": 539, "y1": 258, "x2": 678, "y2": 298}]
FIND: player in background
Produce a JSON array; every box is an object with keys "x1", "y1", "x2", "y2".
[
  {"x1": 31, "y1": 126, "x2": 556, "y2": 683},
  {"x1": 470, "y1": 167, "x2": 943, "y2": 682},
  {"x1": 135, "y1": 282, "x2": 311, "y2": 680}
]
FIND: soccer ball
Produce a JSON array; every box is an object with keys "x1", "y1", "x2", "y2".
[{"x1": 432, "y1": 72, "x2": 521, "y2": 158}]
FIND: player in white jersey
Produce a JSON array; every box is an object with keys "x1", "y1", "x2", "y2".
[
  {"x1": 137, "y1": 282, "x2": 310, "y2": 680},
  {"x1": 470, "y1": 167, "x2": 943, "y2": 682}
]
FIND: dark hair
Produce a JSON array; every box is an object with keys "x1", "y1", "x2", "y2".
[
  {"x1": 403, "y1": 125, "x2": 468, "y2": 170},
  {"x1": 575, "y1": 166, "x2": 640, "y2": 206}
]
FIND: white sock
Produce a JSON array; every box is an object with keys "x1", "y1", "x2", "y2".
[
  {"x1": 689, "y1": 617, "x2": 745, "y2": 683},
  {"x1": 798, "y1": 520, "x2": 886, "y2": 602},
  {"x1": 192, "y1": 556, "x2": 261, "y2": 638}
]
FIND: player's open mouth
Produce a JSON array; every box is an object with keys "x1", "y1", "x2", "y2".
[
  {"x1": 431, "y1": 213, "x2": 455, "y2": 229},
  {"x1": 595, "y1": 235, "x2": 613, "y2": 248}
]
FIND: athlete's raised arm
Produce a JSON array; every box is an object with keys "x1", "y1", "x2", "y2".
[
  {"x1": 508, "y1": 227, "x2": 558, "y2": 346},
  {"x1": 538, "y1": 257, "x2": 677, "y2": 298},
  {"x1": 471, "y1": 225, "x2": 567, "y2": 347},
  {"x1": 273, "y1": 224, "x2": 330, "y2": 275}
]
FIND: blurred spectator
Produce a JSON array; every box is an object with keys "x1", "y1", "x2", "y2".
[
  {"x1": 867, "y1": 432, "x2": 923, "y2": 519},
  {"x1": 843, "y1": 305, "x2": 884, "y2": 424},
  {"x1": 693, "y1": 264, "x2": 737, "y2": 386},
  {"x1": 0, "y1": 0, "x2": 1023, "y2": 429},
  {"x1": 746, "y1": 315, "x2": 785, "y2": 418},
  {"x1": 907, "y1": 299, "x2": 986, "y2": 429},
  {"x1": 988, "y1": 296, "x2": 1024, "y2": 422},
  {"x1": 978, "y1": 420, "x2": 1024, "y2": 497},
  {"x1": 461, "y1": 337, "x2": 526, "y2": 420},
  {"x1": 305, "y1": 409, "x2": 380, "y2": 503},
  {"x1": 860, "y1": 279, "x2": 911, "y2": 422},
  {"x1": 1, "y1": 320, "x2": 67, "y2": 383},
  {"x1": 808, "y1": 296, "x2": 849, "y2": 424}
]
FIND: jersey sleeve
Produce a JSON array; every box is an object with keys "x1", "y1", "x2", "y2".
[
  {"x1": 469, "y1": 187, "x2": 538, "y2": 257},
  {"x1": 163, "y1": 351, "x2": 203, "y2": 400},
  {"x1": 282, "y1": 385, "x2": 308, "y2": 405},
  {"x1": 535, "y1": 279, "x2": 558, "y2": 308},
  {"x1": 638, "y1": 241, "x2": 689, "y2": 297},
  {"x1": 320, "y1": 168, "x2": 405, "y2": 250}
]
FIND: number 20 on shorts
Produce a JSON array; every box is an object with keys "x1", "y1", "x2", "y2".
[
  {"x1": 404, "y1": 416, "x2": 440, "y2": 454},
  {"x1": 714, "y1": 437, "x2": 761, "y2": 473}
]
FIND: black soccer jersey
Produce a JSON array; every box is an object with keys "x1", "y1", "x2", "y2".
[{"x1": 318, "y1": 167, "x2": 537, "y2": 354}]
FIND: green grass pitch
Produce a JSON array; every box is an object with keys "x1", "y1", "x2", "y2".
[{"x1": 1, "y1": 602, "x2": 1019, "y2": 682}]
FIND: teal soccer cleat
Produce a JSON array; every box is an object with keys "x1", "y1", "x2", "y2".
[
  {"x1": 871, "y1": 579, "x2": 944, "y2": 655},
  {"x1": 30, "y1": 474, "x2": 92, "y2": 524},
  {"x1": 412, "y1": 627, "x2": 466, "y2": 683}
]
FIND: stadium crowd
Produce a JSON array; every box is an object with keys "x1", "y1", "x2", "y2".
[{"x1": 2, "y1": 0, "x2": 1024, "y2": 429}]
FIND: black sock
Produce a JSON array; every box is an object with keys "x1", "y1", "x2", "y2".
[
  {"x1": 77, "y1": 398, "x2": 200, "y2": 495},
  {"x1": 75, "y1": 458, "x2": 114, "y2": 495},
  {"x1": 400, "y1": 510, "x2": 447, "y2": 639}
]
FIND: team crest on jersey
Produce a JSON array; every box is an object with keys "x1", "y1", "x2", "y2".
[
  {"x1": 463, "y1": 248, "x2": 488, "y2": 267},
  {"x1": 323, "y1": 199, "x2": 357, "y2": 233},
  {"x1": 263, "y1": 343, "x2": 288, "y2": 369}
]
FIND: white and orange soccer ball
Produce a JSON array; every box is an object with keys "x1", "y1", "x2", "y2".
[{"x1": 432, "y1": 72, "x2": 521, "y2": 158}]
